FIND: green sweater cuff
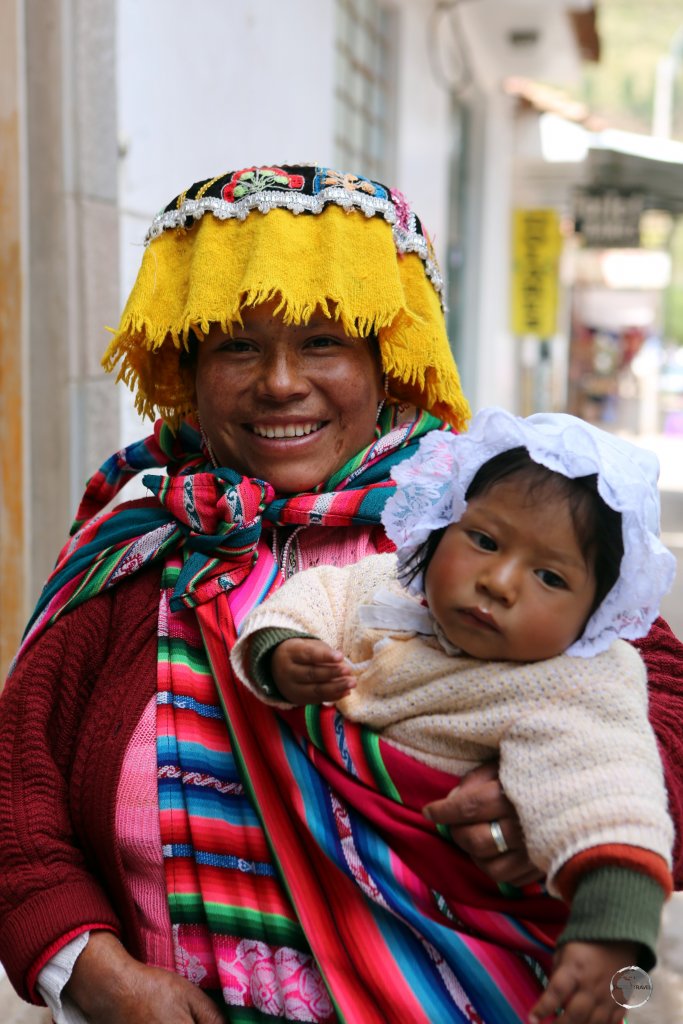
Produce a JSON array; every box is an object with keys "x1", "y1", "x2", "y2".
[
  {"x1": 248, "y1": 628, "x2": 315, "y2": 700},
  {"x1": 558, "y1": 866, "x2": 666, "y2": 971}
]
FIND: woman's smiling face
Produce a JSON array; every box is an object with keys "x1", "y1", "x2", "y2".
[{"x1": 194, "y1": 301, "x2": 384, "y2": 493}]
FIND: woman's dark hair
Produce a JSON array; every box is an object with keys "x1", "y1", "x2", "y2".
[
  {"x1": 178, "y1": 331, "x2": 200, "y2": 406},
  {"x1": 179, "y1": 331, "x2": 199, "y2": 369},
  {"x1": 400, "y1": 446, "x2": 624, "y2": 617}
]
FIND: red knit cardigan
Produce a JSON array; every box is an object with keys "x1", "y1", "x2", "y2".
[
  {"x1": 1, "y1": 565, "x2": 682, "y2": 1003},
  {"x1": 0, "y1": 567, "x2": 161, "y2": 1000}
]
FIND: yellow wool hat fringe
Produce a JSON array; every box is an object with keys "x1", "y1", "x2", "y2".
[{"x1": 103, "y1": 202, "x2": 470, "y2": 430}]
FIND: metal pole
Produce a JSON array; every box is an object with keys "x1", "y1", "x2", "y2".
[{"x1": 652, "y1": 26, "x2": 683, "y2": 139}]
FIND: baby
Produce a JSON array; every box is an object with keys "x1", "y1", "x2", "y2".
[{"x1": 231, "y1": 407, "x2": 676, "y2": 1024}]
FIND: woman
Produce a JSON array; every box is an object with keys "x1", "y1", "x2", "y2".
[{"x1": 0, "y1": 163, "x2": 681, "y2": 1024}]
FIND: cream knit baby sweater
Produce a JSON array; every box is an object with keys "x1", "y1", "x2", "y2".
[{"x1": 231, "y1": 553, "x2": 673, "y2": 894}]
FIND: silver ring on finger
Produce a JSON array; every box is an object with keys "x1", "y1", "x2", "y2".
[{"x1": 489, "y1": 819, "x2": 509, "y2": 855}]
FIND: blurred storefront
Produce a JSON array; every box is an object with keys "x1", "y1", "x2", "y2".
[
  {"x1": 568, "y1": 145, "x2": 683, "y2": 435},
  {"x1": 567, "y1": 243, "x2": 670, "y2": 433},
  {"x1": 508, "y1": 81, "x2": 683, "y2": 433}
]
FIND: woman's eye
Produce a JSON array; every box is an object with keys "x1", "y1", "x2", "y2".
[
  {"x1": 468, "y1": 530, "x2": 497, "y2": 551},
  {"x1": 306, "y1": 335, "x2": 341, "y2": 349},
  {"x1": 220, "y1": 339, "x2": 256, "y2": 353},
  {"x1": 536, "y1": 569, "x2": 567, "y2": 589}
]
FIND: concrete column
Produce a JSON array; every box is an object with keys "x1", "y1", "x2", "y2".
[
  {"x1": 392, "y1": 0, "x2": 452, "y2": 268},
  {"x1": 0, "y1": 0, "x2": 28, "y2": 677},
  {"x1": 24, "y1": 0, "x2": 120, "y2": 604},
  {"x1": 23, "y1": 0, "x2": 71, "y2": 600},
  {"x1": 465, "y1": 90, "x2": 518, "y2": 413}
]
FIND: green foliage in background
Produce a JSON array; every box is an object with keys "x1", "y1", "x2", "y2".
[{"x1": 576, "y1": 0, "x2": 683, "y2": 139}]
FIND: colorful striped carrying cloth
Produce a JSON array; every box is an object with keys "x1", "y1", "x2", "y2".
[
  {"x1": 14, "y1": 407, "x2": 567, "y2": 1022},
  {"x1": 187, "y1": 592, "x2": 568, "y2": 1023}
]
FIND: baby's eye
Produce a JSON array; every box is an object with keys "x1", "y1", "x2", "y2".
[
  {"x1": 467, "y1": 530, "x2": 497, "y2": 551},
  {"x1": 536, "y1": 569, "x2": 567, "y2": 589}
]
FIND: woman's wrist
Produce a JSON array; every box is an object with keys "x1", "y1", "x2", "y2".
[
  {"x1": 37, "y1": 931, "x2": 91, "y2": 1023},
  {"x1": 63, "y1": 930, "x2": 137, "y2": 1018}
]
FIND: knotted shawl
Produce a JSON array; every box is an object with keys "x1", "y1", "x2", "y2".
[{"x1": 18, "y1": 406, "x2": 431, "y2": 655}]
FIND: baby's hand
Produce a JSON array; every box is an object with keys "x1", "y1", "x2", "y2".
[
  {"x1": 529, "y1": 940, "x2": 637, "y2": 1023},
  {"x1": 271, "y1": 638, "x2": 356, "y2": 706}
]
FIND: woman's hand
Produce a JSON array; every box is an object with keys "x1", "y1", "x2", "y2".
[
  {"x1": 423, "y1": 761, "x2": 543, "y2": 887},
  {"x1": 529, "y1": 940, "x2": 638, "y2": 1024},
  {"x1": 65, "y1": 931, "x2": 226, "y2": 1024},
  {"x1": 272, "y1": 638, "x2": 356, "y2": 705}
]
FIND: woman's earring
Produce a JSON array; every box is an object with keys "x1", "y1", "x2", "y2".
[
  {"x1": 376, "y1": 373, "x2": 391, "y2": 420},
  {"x1": 198, "y1": 416, "x2": 219, "y2": 468}
]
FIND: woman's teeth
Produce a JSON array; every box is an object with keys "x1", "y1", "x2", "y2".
[{"x1": 251, "y1": 422, "x2": 323, "y2": 439}]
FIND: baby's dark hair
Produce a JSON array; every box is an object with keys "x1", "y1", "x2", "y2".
[{"x1": 401, "y1": 447, "x2": 624, "y2": 618}]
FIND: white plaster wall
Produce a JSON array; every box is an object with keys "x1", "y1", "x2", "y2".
[
  {"x1": 117, "y1": 0, "x2": 336, "y2": 232},
  {"x1": 457, "y1": 0, "x2": 586, "y2": 96},
  {"x1": 116, "y1": 0, "x2": 453, "y2": 277},
  {"x1": 391, "y1": 0, "x2": 453, "y2": 271},
  {"x1": 114, "y1": 0, "x2": 457, "y2": 442},
  {"x1": 116, "y1": 0, "x2": 338, "y2": 442}
]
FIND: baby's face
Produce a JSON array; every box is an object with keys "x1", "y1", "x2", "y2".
[{"x1": 424, "y1": 479, "x2": 597, "y2": 661}]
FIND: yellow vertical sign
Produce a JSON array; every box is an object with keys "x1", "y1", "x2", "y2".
[{"x1": 511, "y1": 209, "x2": 561, "y2": 337}]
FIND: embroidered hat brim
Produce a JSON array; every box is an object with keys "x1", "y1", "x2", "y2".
[{"x1": 102, "y1": 164, "x2": 470, "y2": 431}]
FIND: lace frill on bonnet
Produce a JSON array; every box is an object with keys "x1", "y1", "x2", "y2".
[{"x1": 382, "y1": 407, "x2": 676, "y2": 657}]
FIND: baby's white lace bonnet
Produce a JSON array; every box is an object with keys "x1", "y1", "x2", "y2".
[{"x1": 382, "y1": 407, "x2": 676, "y2": 657}]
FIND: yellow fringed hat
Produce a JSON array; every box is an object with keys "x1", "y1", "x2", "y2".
[{"x1": 103, "y1": 164, "x2": 471, "y2": 430}]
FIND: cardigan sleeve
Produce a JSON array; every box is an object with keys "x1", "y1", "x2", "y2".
[
  {"x1": 497, "y1": 640, "x2": 673, "y2": 898},
  {"x1": 632, "y1": 616, "x2": 683, "y2": 888},
  {"x1": 0, "y1": 592, "x2": 124, "y2": 1001}
]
